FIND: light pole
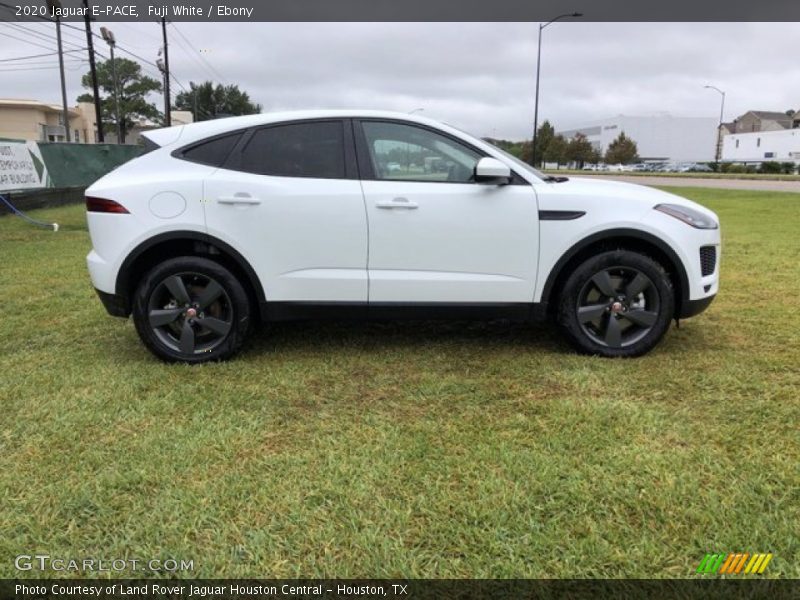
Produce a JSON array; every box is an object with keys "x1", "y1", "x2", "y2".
[
  {"x1": 531, "y1": 12, "x2": 582, "y2": 167},
  {"x1": 704, "y1": 85, "x2": 726, "y2": 166},
  {"x1": 46, "y1": 0, "x2": 70, "y2": 142},
  {"x1": 101, "y1": 27, "x2": 122, "y2": 144}
]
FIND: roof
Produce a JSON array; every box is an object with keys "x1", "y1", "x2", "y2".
[
  {"x1": 0, "y1": 98, "x2": 79, "y2": 116},
  {"x1": 746, "y1": 110, "x2": 792, "y2": 122},
  {"x1": 142, "y1": 109, "x2": 458, "y2": 148}
]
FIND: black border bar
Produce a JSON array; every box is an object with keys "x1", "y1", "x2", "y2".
[
  {"x1": 2, "y1": 0, "x2": 800, "y2": 22},
  {"x1": 2, "y1": 580, "x2": 800, "y2": 600}
]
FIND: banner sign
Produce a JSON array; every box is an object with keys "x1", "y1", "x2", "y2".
[{"x1": 0, "y1": 141, "x2": 50, "y2": 192}]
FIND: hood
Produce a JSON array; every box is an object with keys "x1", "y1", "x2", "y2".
[{"x1": 544, "y1": 176, "x2": 719, "y2": 222}]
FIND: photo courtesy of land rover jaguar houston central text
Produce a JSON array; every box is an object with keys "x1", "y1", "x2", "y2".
[{"x1": 85, "y1": 110, "x2": 720, "y2": 363}]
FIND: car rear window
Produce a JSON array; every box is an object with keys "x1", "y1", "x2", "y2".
[
  {"x1": 180, "y1": 132, "x2": 242, "y2": 167},
  {"x1": 239, "y1": 121, "x2": 345, "y2": 179}
]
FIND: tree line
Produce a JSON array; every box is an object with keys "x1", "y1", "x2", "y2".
[
  {"x1": 76, "y1": 57, "x2": 261, "y2": 142},
  {"x1": 489, "y1": 120, "x2": 640, "y2": 168}
]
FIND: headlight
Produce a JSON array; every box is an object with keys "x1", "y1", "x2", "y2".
[{"x1": 654, "y1": 203, "x2": 718, "y2": 229}]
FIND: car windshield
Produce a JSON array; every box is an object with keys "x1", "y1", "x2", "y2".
[
  {"x1": 443, "y1": 123, "x2": 548, "y2": 181},
  {"x1": 481, "y1": 140, "x2": 548, "y2": 181}
]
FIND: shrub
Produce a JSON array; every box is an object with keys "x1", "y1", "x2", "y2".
[{"x1": 759, "y1": 161, "x2": 782, "y2": 174}]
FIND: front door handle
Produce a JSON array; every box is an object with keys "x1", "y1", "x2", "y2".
[
  {"x1": 217, "y1": 193, "x2": 261, "y2": 206},
  {"x1": 375, "y1": 197, "x2": 418, "y2": 210}
]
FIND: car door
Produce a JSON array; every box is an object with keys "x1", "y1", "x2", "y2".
[
  {"x1": 202, "y1": 119, "x2": 368, "y2": 304},
  {"x1": 355, "y1": 119, "x2": 539, "y2": 304}
]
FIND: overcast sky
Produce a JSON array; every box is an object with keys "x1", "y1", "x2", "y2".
[{"x1": 1, "y1": 22, "x2": 798, "y2": 139}]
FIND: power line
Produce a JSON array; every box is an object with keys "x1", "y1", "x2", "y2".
[
  {"x1": 170, "y1": 22, "x2": 227, "y2": 84},
  {"x1": 3, "y1": 21, "x2": 85, "y2": 52},
  {"x1": 0, "y1": 27, "x2": 57, "y2": 52},
  {"x1": 0, "y1": 48, "x2": 86, "y2": 63}
]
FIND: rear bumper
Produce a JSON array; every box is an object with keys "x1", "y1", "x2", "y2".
[
  {"x1": 95, "y1": 288, "x2": 129, "y2": 318},
  {"x1": 678, "y1": 294, "x2": 715, "y2": 319}
]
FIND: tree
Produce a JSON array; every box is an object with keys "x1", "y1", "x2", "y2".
[
  {"x1": 543, "y1": 134, "x2": 568, "y2": 168},
  {"x1": 532, "y1": 120, "x2": 555, "y2": 167},
  {"x1": 566, "y1": 133, "x2": 594, "y2": 168},
  {"x1": 78, "y1": 58, "x2": 162, "y2": 143},
  {"x1": 604, "y1": 131, "x2": 640, "y2": 165},
  {"x1": 174, "y1": 81, "x2": 262, "y2": 121}
]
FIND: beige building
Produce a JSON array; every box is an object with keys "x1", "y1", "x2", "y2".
[
  {"x1": 1, "y1": 99, "x2": 193, "y2": 145},
  {"x1": 730, "y1": 110, "x2": 793, "y2": 134},
  {"x1": 0, "y1": 99, "x2": 98, "y2": 143}
]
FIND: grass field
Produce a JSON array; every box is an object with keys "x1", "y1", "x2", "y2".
[
  {"x1": 1, "y1": 188, "x2": 798, "y2": 578},
  {"x1": 541, "y1": 170, "x2": 800, "y2": 181}
]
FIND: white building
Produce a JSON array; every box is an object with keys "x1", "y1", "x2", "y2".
[
  {"x1": 722, "y1": 128, "x2": 800, "y2": 164},
  {"x1": 557, "y1": 114, "x2": 718, "y2": 162}
]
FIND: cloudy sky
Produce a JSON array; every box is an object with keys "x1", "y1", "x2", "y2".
[{"x1": 1, "y1": 22, "x2": 798, "y2": 139}]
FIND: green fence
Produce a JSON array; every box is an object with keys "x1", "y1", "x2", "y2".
[{"x1": 37, "y1": 143, "x2": 144, "y2": 188}]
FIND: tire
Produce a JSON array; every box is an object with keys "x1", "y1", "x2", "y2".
[
  {"x1": 132, "y1": 256, "x2": 252, "y2": 363},
  {"x1": 557, "y1": 250, "x2": 674, "y2": 358}
]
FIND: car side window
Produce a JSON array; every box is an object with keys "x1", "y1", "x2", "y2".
[
  {"x1": 180, "y1": 132, "x2": 242, "y2": 167},
  {"x1": 361, "y1": 121, "x2": 481, "y2": 183},
  {"x1": 239, "y1": 121, "x2": 346, "y2": 179}
]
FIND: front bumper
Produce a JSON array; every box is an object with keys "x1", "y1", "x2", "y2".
[
  {"x1": 95, "y1": 288, "x2": 129, "y2": 318},
  {"x1": 678, "y1": 294, "x2": 715, "y2": 319}
]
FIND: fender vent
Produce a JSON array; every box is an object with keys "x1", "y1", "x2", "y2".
[{"x1": 700, "y1": 246, "x2": 717, "y2": 276}]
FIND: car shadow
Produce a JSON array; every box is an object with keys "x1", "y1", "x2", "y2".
[{"x1": 243, "y1": 318, "x2": 569, "y2": 357}]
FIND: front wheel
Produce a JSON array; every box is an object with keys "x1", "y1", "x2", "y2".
[
  {"x1": 557, "y1": 250, "x2": 675, "y2": 357},
  {"x1": 132, "y1": 257, "x2": 252, "y2": 363}
]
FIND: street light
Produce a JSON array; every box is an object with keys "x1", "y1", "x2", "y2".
[
  {"x1": 100, "y1": 26, "x2": 122, "y2": 144},
  {"x1": 45, "y1": 0, "x2": 70, "y2": 142},
  {"x1": 704, "y1": 85, "x2": 726, "y2": 166},
  {"x1": 531, "y1": 12, "x2": 582, "y2": 167}
]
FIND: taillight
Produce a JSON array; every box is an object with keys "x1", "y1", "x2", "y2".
[{"x1": 86, "y1": 196, "x2": 130, "y2": 214}]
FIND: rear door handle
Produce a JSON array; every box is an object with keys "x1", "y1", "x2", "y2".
[
  {"x1": 375, "y1": 197, "x2": 418, "y2": 209},
  {"x1": 217, "y1": 194, "x2": 261, "y2": 206}
]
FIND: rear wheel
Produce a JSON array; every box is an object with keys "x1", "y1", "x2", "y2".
[
  {"x1": 557, "y1": 250, "x2": 674, "y2": 357},
  {"x1": 132, "y1": 257, "x2": 251, "y2": 363}
]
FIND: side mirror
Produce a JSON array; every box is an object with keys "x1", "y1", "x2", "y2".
[{"x1": 474, "y1": 157, "x2": 512, "y2": 184}]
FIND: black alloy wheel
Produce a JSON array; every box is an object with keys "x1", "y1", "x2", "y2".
[
  {"x1": 558, "y1": 250, "x2": 674, "y2": 357},
  {"x1": 133, "y1": 257, "x2": 251, "y2": 363}
]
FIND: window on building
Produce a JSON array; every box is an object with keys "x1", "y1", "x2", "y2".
[
  {"x1": 239, "y1": 121, "x2": 346, "y2": 179},
  {"x1": 74, "y1": 130, "x2": 80, "y2": 143},
  {"x1": 735, "y1": 139, "x2": 740, "y2": 148},
  {"x1": 757, "y1": 138, "x2": 761, "y2": 147}
]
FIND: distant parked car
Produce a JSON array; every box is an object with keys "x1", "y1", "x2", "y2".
[
  {"x1": 85, "y1": 109, "x2": 720, "y2": 362},
  {"x1": 688, "y1": 163, "x2": 714, "y2": 173}
]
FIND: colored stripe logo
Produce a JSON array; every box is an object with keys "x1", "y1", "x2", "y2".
[{"x1": 697, "y1": 553, "x2": 773, "y2": 574}]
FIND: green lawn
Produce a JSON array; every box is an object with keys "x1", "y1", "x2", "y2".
[
  {"x1": 542, "y1": 169, "x2": 800, "y2": 181},
  {"x1": 1, "y1": 188, "x2": 798, "y2": 578}
]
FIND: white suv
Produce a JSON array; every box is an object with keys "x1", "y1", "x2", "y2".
[{"x1": 85, "y1": 110, "x2": 720, "y2": 363}]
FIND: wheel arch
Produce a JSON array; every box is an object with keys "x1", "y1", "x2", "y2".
[
  {"x1": 116, "y1": 231, "x2": 266, "y2": 316},
  {"x1": 540, "y1": 228, "x2": 689, "y2": 317}
]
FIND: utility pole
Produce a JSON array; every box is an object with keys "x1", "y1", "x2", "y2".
[
  {"x1": 83, "y1": 0, "x2": 103, "y2": 142},
  {"x1": 161, "y1": 17, "x2": 171, "y2": 126},
  {"x1": 100, "y1": 27, "x2": 122, "y2": 144},
  {"x1": 46, "y1": 0, "x2": 70, "y2": 142}
]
